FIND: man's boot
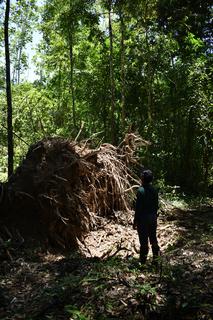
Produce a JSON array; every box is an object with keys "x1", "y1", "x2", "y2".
[
  {"x1": 140, "y1": 246, "x2": 148, "y2": 264},
  {"x1": 152, "y1": 244, "x2": 160, "y2": 267}
]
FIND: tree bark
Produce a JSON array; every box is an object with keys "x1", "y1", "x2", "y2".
[{"x1": 4, "y1": 0, "x2": 14, "y2": 179}]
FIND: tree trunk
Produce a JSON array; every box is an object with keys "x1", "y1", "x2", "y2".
[
  {"x1": 144, "y1": 0, "x2": 153, "y2": 124},
  {"x1": 108, "y1": 0, "x2": 116, "y2": 144},
  {"x1": 119, "y1": 9, "x2": 126, "y2": 132},
  {"x1": 17, "y1": 45, "x2": 22, "y2": 84},
  {"x1": 68, "y1": 0, "x2": 76, "y2": 130},
  {"x1": 4, "y1": 0, "x2": 14, "y2": 179},
  {"x1": 202, "y1": 130, "x2": 211, "y2": 188},
  {"x1": 183, "y1": 107, "x2": 195, "y2": 191},
  {"x1": 69, "y1": 33, "x2": 76, "y2": 129},
  {"x1": 58, "y1": 61, "x2": 62, "y2": 109}
]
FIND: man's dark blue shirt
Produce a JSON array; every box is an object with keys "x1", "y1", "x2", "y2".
[{"x1": 134, "y1": 184, "x2": 159, "y2": 224}]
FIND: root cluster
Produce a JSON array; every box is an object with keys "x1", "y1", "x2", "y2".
[{"x1": 0, "y1": 134, "x2": 147, "y2": 249}]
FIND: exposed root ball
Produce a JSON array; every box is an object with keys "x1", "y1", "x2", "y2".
[{"x1": 0, "y1": 134, "x2": 145, "y2": 249}]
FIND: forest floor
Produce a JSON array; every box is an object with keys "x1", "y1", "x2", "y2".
[{"x1": 0, "y1": 201, "x2": 212, "y2": 320}]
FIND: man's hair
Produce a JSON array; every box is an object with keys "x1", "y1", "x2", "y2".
[{"x1": 141, "y1": 169, "x2": 153, "y2": 183}]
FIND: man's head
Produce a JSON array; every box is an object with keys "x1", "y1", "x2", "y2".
[{"x1": 141, "y1": 169, "x2": 153, "y2": 184}]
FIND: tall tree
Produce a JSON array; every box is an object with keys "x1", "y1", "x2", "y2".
[
  {"x1": 116, "y1": 0, "x2": 126, "y2": 132},
  {"x1": 0, "y1": 0, "x2": 210, "y2": 191},
  {"x1": 4, "y1": 0, "x2": 13, "y2": 178},
  {"x1": 107, "y1": 0, "x2": 116, "y2": 143},
  {"x1": 40, "y1": 0, "x2": 98, "y2": 132},
  {"x1": 10, "y1": 0, "x2": 37, "y2": 84}
]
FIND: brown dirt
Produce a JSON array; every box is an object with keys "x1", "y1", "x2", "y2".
[{"x1": 0, "y1": 205, "x2": 212, "y2": 320}]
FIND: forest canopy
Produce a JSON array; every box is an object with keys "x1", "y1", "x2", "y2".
[
  {"x1": 0, "y1": 0, "x2": 212, "y2": 193},
  {"x1": 0, "y1": 3, "x2": 213, "y2": 320}
]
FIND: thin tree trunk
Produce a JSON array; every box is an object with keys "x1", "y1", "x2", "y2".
[
  {"x1": 58, "y1": 61, "x2": 62, "y2": 108},
  {"x1": 183, "y1": 107, "x2": 194, "y2": 191},
  {"x1": 120, "y1": 9, "x2": 125, "y2": 131},
  {"x1": 12, "y1": 53, "x2": 16, "y2": 83},
  {"x1": 69, "y1": 32, "x2": 76, "y2": 129},
  {"x1": 69, "y1": 36, "x2": 76, "y2": 129},
  {"x1": 17, "y1": 45, "x2": 22, "y2": 84},
  {"x1": 108, "y1": 1, "x2": 116, "y2": 143},
  {"x1": 4, "y1": 0, "x2": 14, "y2": 179},
  {"x1": 144, "y1": 0, "x2": 153, "y2": 124},
  {"x1": 203, "y1": 142, "x2": 210, "y2": 187},
  {"x1": 68, "y1": 0, "x2": 76, "y2": 130}
]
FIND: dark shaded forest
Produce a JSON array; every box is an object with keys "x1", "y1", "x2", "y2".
[{"x1": 0, "y1": 0, "x2": 212, "y2": 319}]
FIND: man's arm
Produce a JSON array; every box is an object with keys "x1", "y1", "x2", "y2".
[
  {"x1": 133, "y1": 188, "x2": 143, "y2": 228},
  {"x1": 156, "y1": 188, "x2": 159, "y2": 216}
]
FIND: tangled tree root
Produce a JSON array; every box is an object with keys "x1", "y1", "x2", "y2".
[{"x1": 0, "y1": 134, "x2": 148, "y2": 250}]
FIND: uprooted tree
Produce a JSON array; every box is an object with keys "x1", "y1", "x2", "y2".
[{"x1": 0, "y1": 134, "x2": 149, "y2": 250}]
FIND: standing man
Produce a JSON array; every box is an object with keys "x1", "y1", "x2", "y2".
[{"x1": 133, "y1": 170, "x2": 160, "y2": 265}]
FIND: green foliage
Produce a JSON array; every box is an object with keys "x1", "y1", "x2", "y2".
[
  {"x1": 136, "y1": 283, "x2": 157, "y2": 296},
  {"x1": 9, "y1": 0, "x2": 38, "y2": 83},
  {"x1": 65, "y1": 305, "x2": 89, "y2": 320},
  {"x1": 0, "y1": 0, "x2": 212, "y2": 192}
]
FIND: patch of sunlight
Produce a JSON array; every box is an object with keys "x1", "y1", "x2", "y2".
[
  {"x1": 0, "y1": 172, "x2": 7, "y2": 182},
  {"x1": 170, "y1": 199, "x2": 188, "y2": 210}
]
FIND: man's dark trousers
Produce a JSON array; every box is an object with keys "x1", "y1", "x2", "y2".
[{"x1": 137, "y1": 214, "x2": 159, "y2": 263}]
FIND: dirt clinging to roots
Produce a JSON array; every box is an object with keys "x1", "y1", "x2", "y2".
[{"x1": 0, "y1": 134, "x2": 147, "y2": 249}]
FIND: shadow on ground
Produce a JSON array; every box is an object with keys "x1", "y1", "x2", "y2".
[
  {"x1": 0, "y1": 208, "x2": 212, "y2": 320},
  {"x1": 160, "y1": 208, "x2": 213, "y2": 320}
]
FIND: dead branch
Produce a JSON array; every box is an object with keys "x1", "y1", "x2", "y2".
[
  {"x1": 101, "y1": 240, "x2": 130, "y2": 260},
  {"x1": 74, "y1": 121, "x2": 85, "y2": 141}
]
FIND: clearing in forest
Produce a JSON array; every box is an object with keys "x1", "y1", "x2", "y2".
[
  {"x1": 0, "y1": 136, "x2": 212, "y2": 319},
  {"x1": 0, "y1": 203, "x2": 212, "y2": 319}
]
